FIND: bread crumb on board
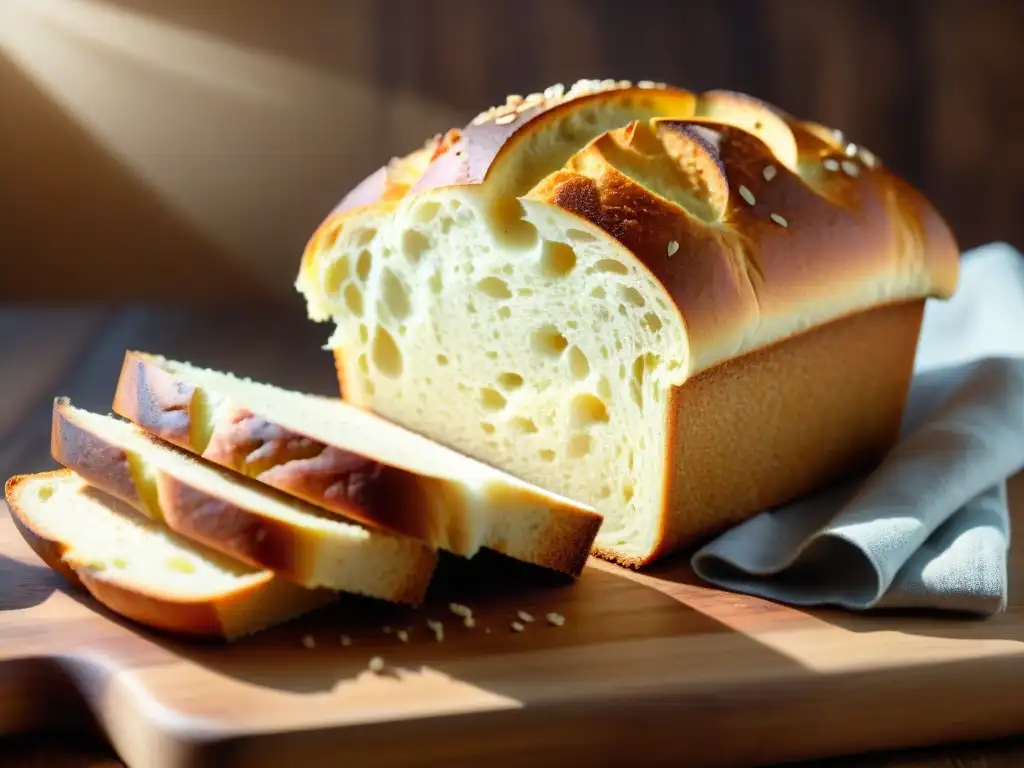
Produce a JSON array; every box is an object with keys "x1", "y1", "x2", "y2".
[
  {"x1": 546, "y1": 612, "x2": 565, "y2": 626},
  {"x1": 510, "y1": 621, "x2": 525, "y2": 633}
]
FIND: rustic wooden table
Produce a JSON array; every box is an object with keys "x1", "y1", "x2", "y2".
[{"x1": 0, "y1": 306, "x2": 1020, "y2": 767}]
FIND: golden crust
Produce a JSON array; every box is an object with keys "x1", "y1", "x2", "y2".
[
  {"x1": 4, "y1": 471, "x2": 332, "y2": 640},
  {"x1": 51, "y1": 400, "x2": 437, "y2": 604}
]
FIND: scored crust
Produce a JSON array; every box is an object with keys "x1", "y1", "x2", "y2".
[
  {"x1": 50, "y1": 399, "x2": 439, "y2": 603},
  {"x1": 112, "y1": 351, "x2": 601, "y2": 577},
  {"x1": 4, "y1": 471, "x2": 332, "y2": 640}
]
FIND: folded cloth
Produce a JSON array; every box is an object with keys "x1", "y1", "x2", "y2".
[{"x1": 692, "y1": 243, "x2": 1024, "y2": 616}]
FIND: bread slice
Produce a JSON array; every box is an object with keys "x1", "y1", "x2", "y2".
[
  {"x1": 4, "y1": 470, "x2": 333, "y2": 639},
  {"x1": 111, "y1": 351, "x2": 601, "y2": 576},
  {"x1": 296, "y1": 79, "x2": 959, "y2": 566},
  {"x1": 50, "y1": 399, "x2": 438, "y2": 603}
]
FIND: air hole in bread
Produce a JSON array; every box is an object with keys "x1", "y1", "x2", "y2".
[
  {"x1": 450, "y1": 200, "x2": 462, "y2": 211},
  {"x1": 476, "y1": 276, "x2": 512, "y2": 299},
  {"x1": 358, "y1": 324, "x2": 369, "y2": 344},
  {"x1": 440, "y1": 217, "x2": 454, "y2": 234},
  {"x1": 358, "y1": 353, "x2": 370, "y2": 375},
  {"x1": 567, "y1": 346, "x2": 590, "y2": 380},
  {"x1": 497, "y1": 372, "x2": 524, "y2": 390},
  {"x1": 594, "y1": 259, "x2": 628, "y2": 275},
  {"x1": 597, "y1": 376, "x2": 612, "y2": 400},
  {"x1": 356, "y1": 228, "x2": 377, "y2": 247},
  {"x1": 601, "y1": 346, "x2": 610, "y2": 360},
  {"x1": 321, "y1": 226, "x2": 340, "y2": 251},
  {"x1": 371, "y1": 327, "x2": 403, "y2": 379},
  {"x1": 518, "y1": 288, "x2": 534, "y2": 297},
  {"x1": 428, "y1": 270, "x2": 443, "y2": 294},
  {"x1": 571, "y1": 393, "x2": 609, "y2": 427},
  {"x1": 344, "y1": 284, "x2": 364, "y2": 316},
  {"x1": 436, "y1": 354, "x2": 449, "y2": 366},
  {"x1": 37, "y1": 485, "x2": 54, "y2": 502},
  {"x1": 481, "y1": 422, "x2": 496, "y2": 435},
  {"x1": 166, "y1": 555, "x2": 196, "y2": 574},
  {"x1": 485, "y1": 351, "x2": 499, "y2": 360},
  {"x1": 598, "y1": 485, "x2": 612, "y2": 500},
  {"x1": 402, "y1": 230, "x2": 430, "y2": 263},
  {"x1": 323, "y1": 255, "x2": 350, "y2": 296},
  {"x1": 381, "y1": 269, "x2": 412, "y2": 319},
  {"x1": 480, "y1": 387, "x2": 507, "y2": 411},
  {"x1": 539, "y1": 240, "x2": 577, "y2": 277},
  {"x1": 498, "y1": 306, "x2": 512, "y2": 319},
  {"x1": 413, "y1": 201, "x2": 441, "y2": 224},
  {"x1": 621, "y1": 286, "x2": 646, "y2": 307},
  {"x1": 356, "y1": 250, "x2": 372, "y2": 281},
  {"x1": 617, "y1": 303, "x2": 628, "y2": 316},
  {"x1": 622, "y1": 483, "x2": 635, "y2": 502},
  {"x1": 567, "y1": 434, "x2": 591, "y2": 458},
  {"x1": 539, "y1": 449, "x2": 556, "y2": 462},
  {"x1": 566, "y1": 228, "x2": 597, "y2": 243},
  {"x1": 644, "y1": 312, "x2": 663, "y2": 332},
  {"x1": 567, "y1": 320, "x2": 579, "y2": 329},
  {"x1": 509, "y1": 416, "x2": 538, "y2": 434},
  {"x1": 501, "y1": 264, "x2": 513, "y2": 275},
  {"x1": 486, "y1": 197, "x2": 539, "y2": 250},
  {"x1": 532, "y1": 325, "x2": 568, "y2": 356},
  {"x1": 112, "y1": 557, "x2": 128, "y2": 569}
]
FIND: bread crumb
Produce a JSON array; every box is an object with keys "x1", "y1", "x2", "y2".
[
  {"x1": 340, "y1": 635, "x2": 352, "y2": 646},
  {"x1": 397, "y1": 630, "x2": 409, "y2": 643},
  {"x1": 368, "y1": 656, "x2": 385, "y2": 673},
  {"x1": 427, "y1": 619, "x2": 445, "y2": 642},
  {"x1": 302, "y1": 635, "x2": 316, "y2": 649},
  {"x1": 516, "y1": 610, "x2": 535, "y2": 623},
  {"x1": 546, "y1": 612, "x2": 566, "y2": 627},
  {"x1": 511, "y1": 621, "x2": 525, "y2": 633},
  {"x1": 449, "y1": 602, "x2": 473, "y2": 618}
]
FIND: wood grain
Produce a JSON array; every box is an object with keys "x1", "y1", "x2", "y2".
[
  {"x1": 2, "y1": 0, "x2": 1022, "y2": 301},
  {"x1": 0, "y1": 307, "x2": 1023, "y2": 767}
]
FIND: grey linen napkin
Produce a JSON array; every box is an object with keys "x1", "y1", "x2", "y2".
[{"x1": 692, "y1": 243, "x2": 1024, "y2": 616}]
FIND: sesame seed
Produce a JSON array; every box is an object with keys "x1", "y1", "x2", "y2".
[
  {"x1": 667, "y1": 240, "x2": 679, "y2": 257},
  {"x1": 638, "y1": 80, "x2": 658, "y2": 89},
  {"x1": 762, "y1": 165, "x2": 777, "y2": 182},
  {"x1": 738, "y1": 185, "x2": 756, "y2": 206},
  {"x1": 449, "y1": 602, "x2": 473, "y2": 618},
  {"x1": 858, "y1": 147, "x2": 879, "y2": 168},
  {"x1": 511, "y1": 621, "x2": 525, "y2": 633},
  {"x1": 841, "y1": 160, "x2": 860, "y2": 177},
  {"x1": 495, "y1": 113, "x2": 516, "y2": 126},
  {"x1": 463, "y1": 616, "x2": 476, "y2": 629},
  {"x1": 397, "y1": 630, "x2": 409, "y2": 643},
  {"x1": 427, "y1": 619, "x2": 445, "y2": 642},
  {"x1": 844, "y1": 142, "x2": 859, "y2": 157},
  {"x1": 770, "y1": 213, "x2": 788, "y2": 228},
  {"x1": 823, "y1": 158, "x2": 840, "y2": 172},
  {"x1": 517, "y1": 610, "x2": 535, "y2": 623},
  {"x1": 302, "y1": 635, "x2": 316, "y2": 649},
  {"x1": 340, "y1": 635, "x2": 351, "y2": 646},
  {"x1": 546, "y1": 612, "x2": 566, "y2": 626},
  {"x1": 368, "y1": 656, "x2": 385, "y2": 673}
]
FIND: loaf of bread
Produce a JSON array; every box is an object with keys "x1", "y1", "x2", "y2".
[
  {"x1": 296, "y1": 79, "x2": 960, "y2": 566},
  {"x1": 112, "y1": 351, "x2": 601, "y2": 576},
  {"x1": 50, "y1": 399, "x2": 438, "y2": 603},
  {"x1": 5, "y1": 470, "x2": 333, "y2": 639}
]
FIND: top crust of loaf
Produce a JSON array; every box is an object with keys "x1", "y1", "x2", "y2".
[{"x1": 298, "y1": 79, "x2": 959, "y2": 373}]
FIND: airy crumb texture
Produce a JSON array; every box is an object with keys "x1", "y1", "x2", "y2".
[{"x1": 297, "y1": 80, "x2": 958, "y2": 565}]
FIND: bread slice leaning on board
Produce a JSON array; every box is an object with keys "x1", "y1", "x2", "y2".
[
  {"x1": 50, "y1": 399, "x2": 438, "y2": 604},
  {"x1": 297, "y1": 78, "x2": 961, "y2": 567},
  {"x1": 4, "y1": 470, "x2": 334, "y2": 639},
  {"x1": 112, "y1": 351, "x2": 602, "y2": 577}
]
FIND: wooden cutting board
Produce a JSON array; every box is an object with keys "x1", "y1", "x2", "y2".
[{"x1": 2, "y1": 475, "x2": 1023, "y2": 768}]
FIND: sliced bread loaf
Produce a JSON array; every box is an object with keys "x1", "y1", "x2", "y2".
[
  {"x1": 112, "y1": 351, "x2": 602, "y2": 576},
  {"x1": 4, "y1": 470, "x2": 333, "y2": 639},
  {"x1": 50, "y1": 399, "x2": 438, "y2": 603}
]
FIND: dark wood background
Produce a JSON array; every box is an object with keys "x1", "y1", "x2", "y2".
[{"x1": 1, "y1": 0, "x2": 1022, "y2": 302}]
